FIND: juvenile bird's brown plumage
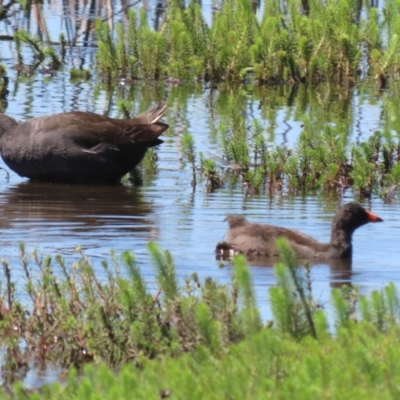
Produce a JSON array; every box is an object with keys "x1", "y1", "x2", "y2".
[
  {"x1": 0, "y1": 101, "x2": 168, "y2": 184},
  {"x1": 216, "y1": 203, "x2": 383, "y2": 260}
]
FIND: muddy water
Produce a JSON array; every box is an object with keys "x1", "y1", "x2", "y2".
[{"x1": 0, "y1": 0, "x2": 400, "y2": 341}]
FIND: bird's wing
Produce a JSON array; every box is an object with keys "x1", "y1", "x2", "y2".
[{"x1": 69, "y1": 122, "x2": 168, "y2": 150}]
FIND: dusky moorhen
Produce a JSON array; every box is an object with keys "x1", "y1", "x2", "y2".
[
  {"x1": 0, "y1": 102, "x2": 168, "y2": 184},
  {"x1": 216, "y1": 203, "x2": 383, "y2": 260}
]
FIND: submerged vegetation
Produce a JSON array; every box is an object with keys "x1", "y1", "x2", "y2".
[{"x1": 1, "y1": 241, "x2": 400, "y2": 397}]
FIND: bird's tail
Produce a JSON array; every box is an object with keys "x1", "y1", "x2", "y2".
[
  {"x1": 215, "y1": 241, "x2": 237, "y2": 259},
  {"x1": 132, "y1": 101, "x2": 167, "y2": 124}
]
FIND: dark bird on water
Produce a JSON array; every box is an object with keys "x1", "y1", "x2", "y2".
[
  {"x1": 216, "y1": 203, "x2": 383, "y2": 260},
  {"x1": 0, "y1": 101, "x2": 168, "y2": 184}
]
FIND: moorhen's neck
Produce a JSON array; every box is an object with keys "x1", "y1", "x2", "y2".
[
  {"x1": 328, "y1": 203, "x2": 379, "y2": 258},
  {"x1": 0, "y1": 114, "x2": 18, "y2": 140},
  {"x1": 330, "y1": 221, "x2": 353, "y2": 258}
]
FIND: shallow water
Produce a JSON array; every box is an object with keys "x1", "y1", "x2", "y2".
[
  {"x1": 1, "y1": 0, "x2": 400, "y2": 387},
  {"x1": 0, "y1": 165, "x2": 398, "y2": 318}
]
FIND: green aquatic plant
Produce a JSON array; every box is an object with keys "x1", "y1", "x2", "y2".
[
  {"x1": 350, "y1": 133, "x2": 381, "y2": 197},
  {"x1": 197, "y1": 83, "x2": 400, "y2": 196},
  {"x1": 90, "y1": 0, "x2": 398, "y2": 84},
  {"x1": 13, "y1": 31, "x2": 63, "y2": 74},
  {"x1": 95, "y1": 19, "x2": 118, "y2": 81},
  {"x1": 13, "y1": 314, "x2": 400, "y2": 400},
  {"x1": 0, "y1": 243, "x2": 267, "y2": 378},
  {"x1": 127, "y1": 9, "x2": 167, "y2": 80},
  {"x1": 59, "y1": 33, "x2": 67, "y2": 63},
  {"x1": 69, "y1": 68, "x2": 91, "y2": 82},
  {"x1": 163, "y1": 0, "x2": 207, "y2": 80},
  {"x1": 116, "y1": 99, "x2": 133, "y2": 118},
  {"x1": 0, "y1": 64, "x2": 9, "y2": 104},
  {"x1": 125, "y1": 147, "x2": 160, "y2": 186},
  {"x1": 244, "y1": 167, "x2": 264, "y2": 194},
  {"x1": 199, "y1": 155, "x2": 222, "y2": 192},
  {"x1": 270, "y1": 239, "x2": 316, "y2": 339},
  {"x1": 181, "y1": 132, "x2": 197, "y2": 186},
  {"x1": 8, "y1": 0, "x2": 400, "y2": 85},
  {"x1": 3, "y1": 241, "x2": 400, "y2": 396},
  {"x1": 43, "y1": 47, "x2": 62, "y2": 71},
  {"x1": 14, "y1": 31, "x2": 45, "y2": 62}
]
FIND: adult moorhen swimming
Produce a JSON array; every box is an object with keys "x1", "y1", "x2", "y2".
[
  {"x1": 216, "y1": 203, "x2": 383, "y2": 260},
  {"x1": 0, "y1": 102, "x2": 168, "y2": 184}
]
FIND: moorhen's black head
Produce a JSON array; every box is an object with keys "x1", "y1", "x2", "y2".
[{"x1": 331, "y1": 203, "x2": 383, "y2": 237}]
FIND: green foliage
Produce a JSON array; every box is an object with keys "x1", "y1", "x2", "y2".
[
  {"x1": 95, "y1": 19, "x2": 118, "y2": 79},
  {"x1": 127, "y1": 9, "x2": 167, "y2": 80},
  {"x1": 69, "y1": 68, "x2": 91, "y2": 81},
  {"x1": 191, "y1": 84, "x2": 400, "y2": 196},
  {"x1": 91, "y1": 0, "x2": 400, "y2": 84},
  {"x1": 0, "y1": 243, "x2": 268, "y2": 378},
  {"x1": 0, "y1": 64, "x2": 8, "y2": 103},
  {"x1": 14, "y1": 30, "x2": 45, "y2": 61},
  {"x1": 270, "y1": 239, "x2": 316, "y2": 339},
  {"x1": 181, "y1": 132, "x2": 197, "y2": 185},
  {"x1": 148, "y1": 242, "x2": 179, "y2": 303},
  {"x1": 12, "y1": 31, "x2": 63, "y2": 74},
  {"x1": 139, "y1": 148, "x2": 159, "y2": 179},
  {"x1": 199, "y1": 156, "x2": 222, "y2": 192},
  {"x1": 232, "y1": 255, "x2": 261, "y2": 335},
  {"x1": 181, "y1": 132, "x2": 196, "y2": 167},
  {"x1": 4, "y1": 243, "x2": 400, "y2": 398},
  {"x1": 8, "y1": 0, "x2": 400, "y2": 84}
]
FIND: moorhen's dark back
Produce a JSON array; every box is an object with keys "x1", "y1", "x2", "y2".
[{"x1": 0, "y1": 102, "x2": 168, "y2": 184}]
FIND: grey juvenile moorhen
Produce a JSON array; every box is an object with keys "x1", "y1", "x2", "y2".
[
  {"x1": 0, "y1": 102, "x2": 168, "y2": 184},
  {"x1": 216, "y1": 203, "x2": 383, "y2": 260}
]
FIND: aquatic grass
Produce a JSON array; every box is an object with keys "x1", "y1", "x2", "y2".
[
  {"x1": 270, "y1": 239, "x2": 317, "y2": 339},
  {"x1": 163, "y1": 0, "x2": 208, "y2": 80},
  {"x1": 181, "y1": 132, "x2": 197, "y2": 186},
  {"x1": 69, "y1": 68, "x2": 91, "y2": 82},
  {"x1": 8, "y1": 0, "x2": 400, "y2": 85},
  {"x1": 95, "y1": 19, "x2": 118, "y2": 81},
  {"x1": 126, "y1": 9, "x2": 167, "y2": 80},
  {"x1": 199, "y1": 155, "x2": 222, "y2": 192},
  {"x1": 137, "y1": 148, "x2": 159, "y2": 183},
  {"x1": 14, "y1": 31, "x2": 45, "y2": 64},
  {"x1": 12, "y1": 31, "x2": 63, "y2": 75},
  {"x1": 0, "y1": 64, "x2": 9, "y2": 106},
  {"x1": 91, "y1": 0, "x2": 400, "y2": 85},
  {"x1": 193, "y1": 87, "x2": 400, "y2": 196},
  {"x1": 3, "y1": 242, "x2": 400, "y2": 396},
  {"x1": 116, "y1": 99, "x2": 133, "y2": 119},
  {"x1": 166, "y1": 97, "x2": 400, "y2": 196},
  {"x1": 369, "y1": 4, "x2": 400, "y2": 88},
  {"x1": 0, "y1": 243, "x2": 265, "y2": 380}
]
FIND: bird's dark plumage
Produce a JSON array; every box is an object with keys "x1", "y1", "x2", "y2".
[
  {"x1": 0, "y1": 101, "x2": 168, "y2": 184},
  {"x1": 216, "y1": 203, "x2": 383, "y2": 260}
]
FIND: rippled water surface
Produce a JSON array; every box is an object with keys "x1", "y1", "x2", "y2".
[{"x1": 0, "y1": 0, "x2": 399, "y2": 339}]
